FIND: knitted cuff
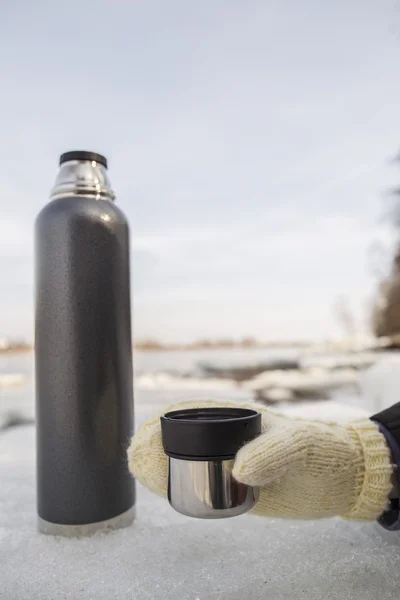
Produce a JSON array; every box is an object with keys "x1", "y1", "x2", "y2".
[{"x1": 343, "y1": 419, "x2": 393, "y2": 521}]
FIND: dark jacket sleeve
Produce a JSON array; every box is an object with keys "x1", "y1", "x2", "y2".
[{"x1": 371, "y1": 402, "x2": 400, "y2": 531}]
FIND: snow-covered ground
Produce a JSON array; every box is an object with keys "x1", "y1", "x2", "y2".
[{"x1": 1, "y1": 354, "x2": 400, "y2": 599}]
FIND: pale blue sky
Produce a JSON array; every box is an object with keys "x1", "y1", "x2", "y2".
[{"x1": 1, "y1": 0, "x2": 400, "y2": 342}]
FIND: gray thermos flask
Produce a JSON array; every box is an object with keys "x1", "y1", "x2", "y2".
[{"x1": 35, "y1": 150, "x2": 135, "y2": 536}]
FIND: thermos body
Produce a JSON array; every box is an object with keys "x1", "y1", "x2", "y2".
[{"x1": 35, "y1": 151, "x2": 135, "y2": 536}]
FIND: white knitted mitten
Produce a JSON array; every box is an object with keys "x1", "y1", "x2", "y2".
[{"x1": 127, "y1": 399, "x2": 393, "y2": 520}]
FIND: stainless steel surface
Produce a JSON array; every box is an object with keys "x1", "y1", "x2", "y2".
[
  {"x1": 168, "y1": 457, "x2": 259, "y2": 519},
  {"x1": 37, "y1": 506, "x2": 135, "y2": 538},
  {"x1": 50, "y1": 159, "x2": 116, "y2": 201}
]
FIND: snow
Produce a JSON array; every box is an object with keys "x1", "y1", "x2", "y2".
[
  {"x1": 273, "y1": 399, "x2": 369, "y2": 420},
  {"x1": 1, "y1": 425, "x2": 399, "y2": 600},
  {"x1": 359, "y1": 354, "x2": 400, "y2": 413},
  {"x1": 0, "y1": 373, "x2": 26, "y2": 387},
  {"x1": 300, "y1": 351, "x2": 377, "y2": 370},
  {"x1": 1, "y1": 356, "x2": 400, "y2": 599},
  {"x1": 136, "y1": 372, "x2": 237, "y2": 391},
  {"x1": 242, "y1": 367, "x2": 357, "y2": 394}
]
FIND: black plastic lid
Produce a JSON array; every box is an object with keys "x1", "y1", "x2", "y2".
[
  {"x1": 59, "y1": 151, "x2": 108, "y2": 168},
  {"x1": 161, "y1": 407, "x2": 261, "y2": 461}
]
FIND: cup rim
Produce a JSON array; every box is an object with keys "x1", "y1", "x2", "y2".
[
  {"x1": 160, "y1": 407, "x2": 261, "y2": 461},
  {"x1": 162, "y1": 407, "x2": 259, "y2": 424}
]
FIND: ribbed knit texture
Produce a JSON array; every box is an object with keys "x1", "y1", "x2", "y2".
[
  {"x1": 343, "y1": 420, "x2": 394, "y2": 520},
  {"x1": 127, "y1": 399, "x2": 394, "y2": 521}
]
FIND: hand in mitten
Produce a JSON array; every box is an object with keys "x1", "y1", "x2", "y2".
[{"x1": 127, "y1": 399, "x2": 393, "y2": 520}]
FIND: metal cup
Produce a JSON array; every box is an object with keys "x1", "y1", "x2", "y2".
[{"x1": 161, "y1": 407, "x2": 261, "y2": 519}]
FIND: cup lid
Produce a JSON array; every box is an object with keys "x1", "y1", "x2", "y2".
[{"x1": 161, "y1": 407, "x2": 261, "y2": 461}]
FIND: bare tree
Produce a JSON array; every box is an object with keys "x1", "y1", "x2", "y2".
[
  {"x1": 334, "y1": 295, "x2": 356, "y2": 338},
  {"x1": 372, "y1": 248, "x2": 400, "y2": 337},
  {"x1": 371, "y1": 153, "x2": 400, "y2": 338}
]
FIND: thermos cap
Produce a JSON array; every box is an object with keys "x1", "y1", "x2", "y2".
[
  {"x1": 59, "y1": 151, "x2": 108, "y2": 169},
  {"x1": 51, "y1": 150, "x2": 114, "y2": 201},
  {"x1": 161, "y1": 407, "x2": 261, "y2": 461}
]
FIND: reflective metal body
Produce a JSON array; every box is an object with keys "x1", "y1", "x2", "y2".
[
  {"x1": 38, "y1": 506, "x2": 136, "y2": 538},
  {"x1": 168, "y1": 457, "x2": 259, "y2": 519},
  {"x1": 50, "y1": 159, "x2": 116, "y2": 201}
]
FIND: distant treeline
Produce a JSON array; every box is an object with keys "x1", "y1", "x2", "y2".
[
  {"x1": 0, "y1": 341, "x2": 32, "y2": 354},
  {"x1": 134, "y1": 338, "x2": 311, "y2": 351},
  {"x1": 1, "y1": 338, "x2": 312, "y2": 354}
]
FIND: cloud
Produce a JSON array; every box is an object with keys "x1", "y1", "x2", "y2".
[
  {"x1": 0, "y1": 215, "x2": 32, "y2": 256},
  {"x1": 0, "y1": 0, "x2": 399, "y2": 340},
  {"x1": 131, "y1": 214, "x2": 393, "y2": 341}
]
